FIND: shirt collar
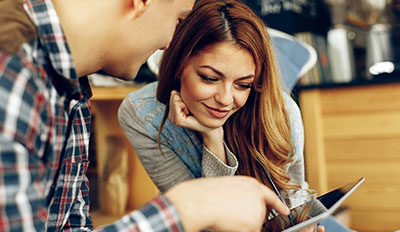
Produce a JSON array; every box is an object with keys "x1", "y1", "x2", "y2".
[{"x1": 22, "y1": 0, "x2": 87, "y2": 99}]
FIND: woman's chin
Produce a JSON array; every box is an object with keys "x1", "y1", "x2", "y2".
[{"x1": 199, "y1": 119, "x2": 226, "y2": 129}]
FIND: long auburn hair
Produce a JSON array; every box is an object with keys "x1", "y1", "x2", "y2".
[{"x1": 157, "y1": 0, "x2": 297, "y2": 192}]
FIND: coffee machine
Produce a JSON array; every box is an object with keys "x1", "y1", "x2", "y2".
[
  {"x1": 326, "y1": 0, "x2": 399, "y2": 81},
  {"x1": 366, "y1": 23, "x2": 399, "y2": 77},
  {"x1": 367, "y1": 0, "x2": 400, "y2": 77}
]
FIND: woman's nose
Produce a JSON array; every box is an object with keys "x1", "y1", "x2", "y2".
[{"x1": 215, "y1": 86, "x2": 233, "y2": 106}]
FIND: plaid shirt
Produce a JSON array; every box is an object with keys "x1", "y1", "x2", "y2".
[{"x1": 0, "y1": 0, "x2": 183, "y2": 231}]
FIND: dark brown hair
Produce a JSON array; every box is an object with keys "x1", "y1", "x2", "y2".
[{"x1": 157, "y1": 0, "x2": 297, "y2": 192}]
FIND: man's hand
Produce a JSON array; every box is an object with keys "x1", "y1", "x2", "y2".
[
  {"x1": 165, "y1": 176, "x2": 290, "y2": 232},
  {"x1": 300, "y1": 225, "x2": 325, "y2": 232}
]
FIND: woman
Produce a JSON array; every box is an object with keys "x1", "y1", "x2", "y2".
[
  {"x1": 119, "y1": 0, "x2": 324, "y2": 230},
  {"x1": 119, "y1": 0, "x2": 306, "y2": 192}
]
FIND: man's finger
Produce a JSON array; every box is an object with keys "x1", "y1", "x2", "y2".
[{"x1": 259, "y1": 184, "x2": 290, "y2": 216}]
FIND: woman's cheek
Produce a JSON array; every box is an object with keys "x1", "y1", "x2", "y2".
[{"x1": 236, "y1": 91, "x2": 251, "y2": 108}]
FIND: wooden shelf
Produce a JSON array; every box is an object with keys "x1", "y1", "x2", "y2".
[
  {"x1": 91, "y1": 84, "x2": 146, "y2": 101},
  {"x1": 89, "y1": 83, "x2": 159, "y2": 215}
]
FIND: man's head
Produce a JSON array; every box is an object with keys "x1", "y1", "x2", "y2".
[
  {"x1": 54, "y1": 0, "x2": 194, "y2": 79},
  {"x1": 101, "y1": 0, "x2": 195, "y2": 80}
]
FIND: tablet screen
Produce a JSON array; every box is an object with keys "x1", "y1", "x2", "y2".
[
  {"x1": 317, "y1": 177, "x2": 364, "y2": 209},
  {"x1": 264, "y1": 177, "x2": 365, "y2": 232}
]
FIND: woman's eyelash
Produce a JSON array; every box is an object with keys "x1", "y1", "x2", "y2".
[
  {"x1": 239, "y1": 83, "x2": 252, "y2": 89},
  {"x1": 199, "y1": 73, "x2": 252, "y2": 89},
  {"x1": 199, "y1": 74, "x2": 217, "y2": 82}
]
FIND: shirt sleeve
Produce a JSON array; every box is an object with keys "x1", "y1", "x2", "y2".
[
  {"x1": 62, "y1": 166, "x2": 93, "y2": 231},
  {"x1": 96, "y1": 195, "x2": 184, "y2": 232},
  {"x1": 201, "y1": 142, "x2": 238, "y2": 177},
  {"x1": 0, "y1": 136, "x2": 48, "y2": 232},
  {"x1": 0, "y1": 61, "x2": 48, "y2": 231}
]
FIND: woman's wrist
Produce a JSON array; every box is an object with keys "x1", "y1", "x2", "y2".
[{"x1": 202, "y1": 128, "x2": 226, "y2": 163}]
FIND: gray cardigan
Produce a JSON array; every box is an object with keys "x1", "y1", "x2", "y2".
[{"x1": 118, "y1": 82, "x2": 307, "y2": 193}]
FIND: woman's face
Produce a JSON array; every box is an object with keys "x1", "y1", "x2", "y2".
[{"x1": 180, "y1": 41, "x2": 256, "y2": 128}]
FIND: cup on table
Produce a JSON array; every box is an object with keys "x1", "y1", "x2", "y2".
[{"x1": 263, "y1": 188, "x2": 318, "y2": 231}]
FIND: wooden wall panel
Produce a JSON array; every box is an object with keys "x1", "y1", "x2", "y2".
[
  {"x1": 351, "y1": 209, "x2": 400, "y2": 232},
  {"x1": 345, "y1": 187, "x2": 400, "y2": 210},
  {"x1": 323, "y1": 112, "x2": 400, "y2": 139},
  {"x1": 299, "y1": 83, "x2": 400, "y2": 232},
  {"x1": 320, "y1": 83, "x2": 400, "y2": 114},
  {"x1": 324, "y1": 137, "x2": 400, "y2": 162},
  {"x1": 327, "y1": 163, "x2": 400, "y2": 186}
]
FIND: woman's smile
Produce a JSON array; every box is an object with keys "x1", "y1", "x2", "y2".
[{"x1": 203, "y1": 103, "x2": 231, "y2": 118}]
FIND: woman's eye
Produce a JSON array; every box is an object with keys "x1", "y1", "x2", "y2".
[
  {"x1": 237, "y1": 83, "x2": 252, "y2": 89},
  {"x1": 199, "y1": 74, "x2": 218, "y2": 82}
]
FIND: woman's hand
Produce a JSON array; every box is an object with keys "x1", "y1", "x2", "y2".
[
  {"x1": 168, "y1": 90, "x2": 210, "y2": 133},
  {"x1": 168, "y1": 90, "x2": 226, "y2": 163}
]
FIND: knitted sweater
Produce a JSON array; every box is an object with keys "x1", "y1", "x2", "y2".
[{"x1": 118, "y1": 82, "x2": 307, "y2": 193}]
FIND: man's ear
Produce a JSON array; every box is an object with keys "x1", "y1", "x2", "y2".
[{"x1": 130, "y1": 0, "x2": 152, "y2": 18}]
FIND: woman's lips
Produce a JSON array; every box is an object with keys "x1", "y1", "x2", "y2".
[{"x1": 204, "y1": 105, "x2": 230, "y2": 118}]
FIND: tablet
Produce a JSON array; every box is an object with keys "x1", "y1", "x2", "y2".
[{"x1": 280, "y1": 177, "x2": 365, "y2": 232}]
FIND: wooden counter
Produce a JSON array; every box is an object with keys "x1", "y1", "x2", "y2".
[{"x1": 298, "y1": 79, "x2": 400, "y2": 232}]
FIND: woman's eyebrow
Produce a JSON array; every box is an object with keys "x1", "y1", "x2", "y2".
[
  {"x1": 199, "y1": 65, "x2": 255, "y2": 80},
  {"x1": 236, "y1": 75, "x2": 255, "y2": 81}
]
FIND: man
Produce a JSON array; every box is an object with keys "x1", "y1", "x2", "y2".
[{"x1": 0, "y1": 0, "x2": 289, "y2": 231}]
